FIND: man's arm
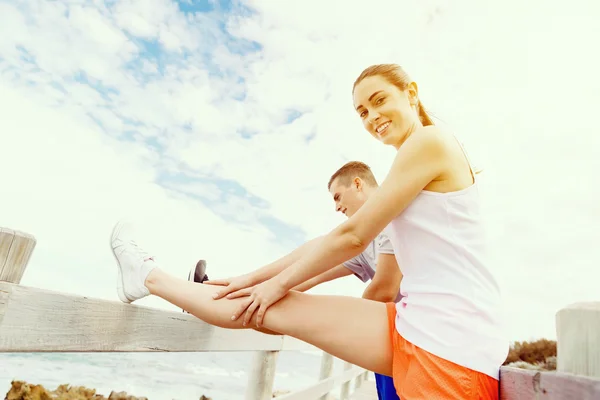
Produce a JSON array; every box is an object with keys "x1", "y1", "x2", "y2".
[
  {"x1": 361, "y1": 253, "x2": 402, "y2": 303},
  {"x1": 292, "y1": 264, "x2": 353, "y2": 292},
  {"x1": 249, "y1": 236, "x2": 325, "y2": 284},
  {"x1": 207, "y1": 236, "x2": 324, "y2": 288}
]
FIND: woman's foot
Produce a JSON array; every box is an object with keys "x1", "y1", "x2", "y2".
[{"x1": 110, "y1": 220, "x2": 158, "y2": 303}]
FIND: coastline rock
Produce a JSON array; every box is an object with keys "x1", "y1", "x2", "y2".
[
  {"x1": 5, "y1": 382, "x2": 214, "y2": 400},
  {"x1": 5, "y1": 381, "x2": 150, "y2": 400},
  {"x1": 505, "y1": 356, "x2": 557, "y2": 372}
]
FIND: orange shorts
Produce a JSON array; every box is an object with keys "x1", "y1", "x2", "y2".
[{"x1": 385, "y1": 302, "x2": 499, "y2": 400}]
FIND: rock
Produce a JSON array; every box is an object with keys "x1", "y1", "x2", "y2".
[
  {"x1": 5, "y1": 381, "x2": 147, "y2": 400},
  {"x1": 5, "y1": 381, "x2": 217, "y2": 400},
  {"x1": 544, "y1": 356, "x2": 557, "y2": 370},
  {"x1": 107, "y1": 391, "x2": 148, "y2": 400},
  {"x1": 6, "y1": 381, "x2": 50, "y2": 400}
]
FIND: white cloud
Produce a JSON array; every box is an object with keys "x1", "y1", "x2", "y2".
[{"x1": 1, "y1": 0, "x2": 599, "y2": 343}]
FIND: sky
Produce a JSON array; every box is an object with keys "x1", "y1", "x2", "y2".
[{"x1": 0, "y1": 0, "x2": 599, "y2": 343}]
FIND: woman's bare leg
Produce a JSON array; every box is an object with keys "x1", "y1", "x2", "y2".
[
  {"x1": 111, "y1": 220, "x2": 392, "y2": 375},
  {"x1": 146, "y1": 268, "x2": 393, "y2": 375}
]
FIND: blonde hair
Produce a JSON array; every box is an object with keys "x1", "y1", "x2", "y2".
[{"x1": 353, "y1": 64, "x2": 434, "y2": 126}]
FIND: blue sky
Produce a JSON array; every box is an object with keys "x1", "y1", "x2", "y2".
[
  {"x1": 4, "y1": 0, "x2": 308, "y2": 248},
  {"x1": 0, "y1": 0, "x2": 599, "y2": 343}
]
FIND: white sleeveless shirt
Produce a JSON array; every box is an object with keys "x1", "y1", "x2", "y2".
[{"x1": 385, "y1": 142, "x2": 509, "y2": 379}]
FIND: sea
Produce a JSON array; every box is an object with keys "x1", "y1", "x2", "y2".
[{"x1": 0, "y1": 351, "x2": 351, "y2": 399}]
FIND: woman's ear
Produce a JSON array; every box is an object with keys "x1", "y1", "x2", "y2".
[{"x1": 407, "y1": 81, "x2": 419, "y2": 107}]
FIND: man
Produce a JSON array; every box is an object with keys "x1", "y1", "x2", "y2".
[{"x1": 190, "y1": 161, "x2": 402, "y2": 400}]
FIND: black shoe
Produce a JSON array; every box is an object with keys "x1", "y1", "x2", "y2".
[
  {"x1": 188, "y1": 259, "x2": 209, "y2": 283},
  {"x1": 183, "y1": 260, "x2": 209, "y2": 313}
]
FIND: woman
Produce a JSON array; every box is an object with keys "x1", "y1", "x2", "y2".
[{"x1": 111, "y1": 63, "x2": 508, "y2": 399}]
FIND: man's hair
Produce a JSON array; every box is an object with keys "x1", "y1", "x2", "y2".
[{"x1": 327, "y1": 161, "x2": 378, "y2": 190}]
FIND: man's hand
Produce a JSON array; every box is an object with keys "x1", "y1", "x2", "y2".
[
  {"x1": 204, "y1": 274, "x2": 256, "y2": 299},
  {"x1": 228, "y1": 277, "x2": 289, "y2": 327}
]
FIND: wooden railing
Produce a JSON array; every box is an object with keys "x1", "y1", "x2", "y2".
[
  {"x1": 0, "y1": 228, "x2": 368, "y2": 400},
  {"x1": 499, "y1": 301, "x2": 600, "y2": 399},
  {"x1": 2, "y1": 227, "x2": 600, "y2": 399}
]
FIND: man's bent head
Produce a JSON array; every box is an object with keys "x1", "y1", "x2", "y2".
[{"x1": 328, "y1": 161, "x2": 378, "y2": 218}]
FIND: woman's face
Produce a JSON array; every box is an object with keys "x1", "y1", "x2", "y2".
[{"x1": 352, "y1": 75, "x2": 421, "y2": 148}]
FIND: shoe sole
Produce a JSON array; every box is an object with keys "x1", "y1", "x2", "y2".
[
  {"x1": 110, "y1": 220, "x2": 133, "y2": 304},
  {"x1": 188, "y1": 259, "x2": 207, "y2": 283}
]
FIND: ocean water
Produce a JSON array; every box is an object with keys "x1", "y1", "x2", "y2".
[{"x1": 0, "y1": 351, "x2": 350, "y2": 399}]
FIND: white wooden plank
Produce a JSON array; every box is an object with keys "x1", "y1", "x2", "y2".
[
  {"x1": 0, "y1": 228, "x2": 36, "y2": 284},
  {"x1": 349, "y1": 381, "x2": 378, "y2": 400},
  {"x1": 340, "y1": 361, "x2": 353, "y2": 400},
  {"x1": 0, "y1": 228, "x2": 15, "y2": 269},
  {"x1": 276, "y1": 366, "x2": 366, "y2": 400},
  {"x1": 557, "y1": 302, "x2": 600, "y2": 378},
  {"x1": 500, "y1": 366, "x2": 600, "y2": 400},
  {"x1": 318, "y1": 352, "x2": 334, "y2": 400},
  {"x1": 245, "y1": 350, "x2": 279, "y2": 400},
  {"x1": 0, "y1": 282, "x2": 291, "y2": 352},
  {"x1": 276, "y1": 378, "x2": 335, "y2": 400}
]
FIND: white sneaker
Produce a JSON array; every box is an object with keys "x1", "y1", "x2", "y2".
[{"x1": 110, "y1": 220, "x2": 157, "y2": 303}]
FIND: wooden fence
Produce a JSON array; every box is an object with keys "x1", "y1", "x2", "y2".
[
  {"x1": 2, "y1": 227, "x2": 600, "y2": 399},
  {"x1": 0, "y1": 228, "x2": 368, "y2": 399}
]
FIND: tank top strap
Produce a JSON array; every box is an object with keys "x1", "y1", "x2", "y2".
[{"x1": 452, "y1": 135, "x2": 476, "y2": 182}]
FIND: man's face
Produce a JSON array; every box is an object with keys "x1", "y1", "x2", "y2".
[{"x1": 329, "y1": 177, "x2": 368, "y2": 218}]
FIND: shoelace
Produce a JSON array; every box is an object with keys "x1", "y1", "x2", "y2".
[
  {"x1": 115, "y1": 239, "x2": 154, "y2": 262},
  {"x1": 130, "y1": 240, "x2": 155, "y2": 262}
]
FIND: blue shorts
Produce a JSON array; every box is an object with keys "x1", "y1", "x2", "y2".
[{"x1": 375, "y1": 372, "x2": 400, "y2": 400}]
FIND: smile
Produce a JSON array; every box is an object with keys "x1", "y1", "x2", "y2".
[{"x1": 376, "y1": 121, "x2": 391, "y2": 136}]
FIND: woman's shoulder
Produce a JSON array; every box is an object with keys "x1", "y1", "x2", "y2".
[
  {"x1": 410, "y1": 127, "x2": 474, "y2": 163},
  {"x1": 404, "y1": 127, "x2": 477, "y2": 192},
  {"x1": 399, "y1": 126, "x2": 456, "y2": 167},
  {"x1": 413, "y1": 126, "x2": 458, "y2": 148}
]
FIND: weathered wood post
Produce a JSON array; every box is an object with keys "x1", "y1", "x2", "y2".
[
  {"x1": 245, "y1": 350, "x2": 279, "y2": 400},
  {"x1": 556, "y1": 302, "x2": 600, "y2": 378},
  {"x1": 317, "y1": 352, "x2": 334, "y2": 400},
  {"x1": 354, "y1": 369, "x2": 363, "y2": 390},
  {"x1": 0, "y1": 227, "x2": 36, "y2": 284},
  {"x1": 339, "y1": 361, "x2": 353, "y2": 400}
]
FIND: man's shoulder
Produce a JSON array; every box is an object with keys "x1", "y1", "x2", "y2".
[
  {"x1": 342, "y1": 252, "x2": 374, "y2": 283},
  {"x1": 375, "y1": 231, "x2": 395, "y2": 255}
]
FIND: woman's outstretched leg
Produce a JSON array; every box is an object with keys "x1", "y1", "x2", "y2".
[{"x1": 112, "y1": 221, "x2": 393, "y2": 376}]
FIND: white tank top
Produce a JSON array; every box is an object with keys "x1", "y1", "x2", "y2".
[{"x1": 385, "y1": 140, "x2": 509, "y2": 379}]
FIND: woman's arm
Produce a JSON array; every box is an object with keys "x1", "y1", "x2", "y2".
[
  {"x1": 277, "y1": 129, "x2": 447, "y2": 291},
  {"x1": 231, "y1": 129, "x2": 449, "y2": 327},
  {"x1": 208, "y1": 235, "x2": 323, "y2": 299},
  {"x1": 251, "y1": 235, "x2": 324, "y2": 283}
]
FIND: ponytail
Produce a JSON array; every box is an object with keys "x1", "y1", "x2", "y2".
[{"x1": 418, "y1": 102, "x2": 435, "y2": 126}]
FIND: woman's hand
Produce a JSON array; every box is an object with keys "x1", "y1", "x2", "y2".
[
  {"x1": 228, "y1": 277, "x2": 289, "y2": 327},
  {"x1": 204, "y1": 274, "x2": 256, "y2": 300}
]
